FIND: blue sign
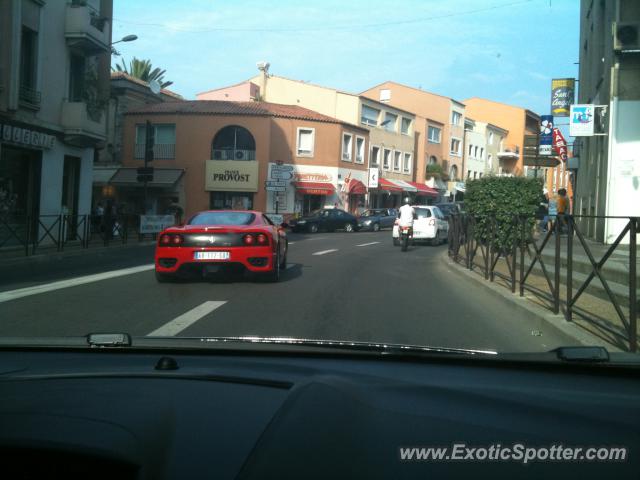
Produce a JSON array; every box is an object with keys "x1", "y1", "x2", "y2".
[{"x1": 539, "y1": 115, "x2": 553, "y2": 155}]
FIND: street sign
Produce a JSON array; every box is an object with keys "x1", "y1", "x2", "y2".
[
  {"x1": 368, "y1": 168, "x2": 379, "y2": 188},
  {"x1": 569, "y1": 104, "x2": 595, "y2": 136},
  {"x1": 523, "y1": 156, "x2": 560, "y2": 167},
  {"x1": 136, "y1": 166, "x2": 154, "y2": 183},
  {"x1": 271, "y1": 164, "x2": 294, "y2": 172},
  {"x1": 270, "y1": 170, "x2": 293, "y2": 180},
  {"x1": 266, "y1": 186, "x2": 286, "y2": 192},
  {"x1": 265, "y1": 180, "x2": 286, "y2": 187}
]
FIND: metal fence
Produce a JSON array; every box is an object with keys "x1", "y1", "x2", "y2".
[
  {"x1": 448, "y1": 213, "x2": 638, "y2": 352},
  {"x1": 0, "y1": 214, "x2": 163, "y2": 257}
]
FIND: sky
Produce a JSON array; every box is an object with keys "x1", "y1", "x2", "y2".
[{"x1": 111, "y1": 0, "x2": 580, "y2": 116}]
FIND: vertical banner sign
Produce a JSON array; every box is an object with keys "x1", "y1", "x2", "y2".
[
  {"x1": 368, "y1": 168, "x2": 379, "y2": 188},
  {"x1": 569, "y1": 104, "x2": 595, "y2": 137},
  {"x1": 552, "y1": 128, "x2": 568, "y2": 162},
  {"x1": 551, "y1": 78, "x2": 575, "y2": 117},
  {"x1": 539, "y1": 115, "x2": 554, "y2": 155}
]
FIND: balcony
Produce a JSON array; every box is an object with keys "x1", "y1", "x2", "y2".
[
  {"x1": 497, "y1": 144, "x2": 520, "y2": 159},
  {"x1": 61, "y1": 101, "x2": 106, "y2": 147},
  {"x1": 65, "y1": 3, "x2": 111, "y2": 55},
  {"x1": 211, "y1": 149, "x2": 255, "y2": 161},
  {"x1": 18, "y1": 84, "x2": 41, "y2": 110},
  {"x1": 135, "y1": 143, "x2": 176, "y2": 160}
]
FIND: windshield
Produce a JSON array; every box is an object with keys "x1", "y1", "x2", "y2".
[
  {"x1": 188, "y1": 212, "x2": 255, "y2": 226},
  {"x1": 2, "y1": 0, "x2": 635, "y2": 362}
]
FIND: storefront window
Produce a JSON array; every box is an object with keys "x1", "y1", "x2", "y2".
[
  {"x1": 0, "y1": 146, "x2": 42, "y2": 221},
  {"x1": 210, "y1": 192, "x2": 253, "y2": 210}
]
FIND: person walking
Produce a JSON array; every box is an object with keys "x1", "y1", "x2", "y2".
[
  {"x1": 556, "y1": 188, "x2": 569, "y2": 234},
  {"x1": 536, "y1": 189, "x2": 550, "y2": 233}
]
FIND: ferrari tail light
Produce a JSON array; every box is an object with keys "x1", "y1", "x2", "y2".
[
  {"x1": 159, "y1": 233, "x2": 183, "y2": 246},
  {"x1": 256, "y1": 233, "x2": 268, "y2": 245},
  {"x1": 242, "y1": 234, "x2": 255, "y2": 245}
]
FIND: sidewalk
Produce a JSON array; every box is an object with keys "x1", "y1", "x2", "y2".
[{"x1": 446, "y1": 244, "x2": 638, "y2": 352}]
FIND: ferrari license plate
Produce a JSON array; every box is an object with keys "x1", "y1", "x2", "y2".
[{"x1": 194, "y1": 251, "x2": 230, "y2": 261}]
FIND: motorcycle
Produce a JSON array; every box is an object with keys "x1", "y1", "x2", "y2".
[{"x1": 398, "y1": 225, "x2": 413, "y2": 252}]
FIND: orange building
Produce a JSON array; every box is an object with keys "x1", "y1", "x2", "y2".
[{"x1": 119, "y1": 101, "x2": 369, "y2": 220}]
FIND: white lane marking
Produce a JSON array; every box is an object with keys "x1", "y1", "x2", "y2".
[
  {"x1": 356, "y1": 241, "x2": 380, "y2": 247},
  {"x1": 147, "y1": 301, "x2": 226, "y2": 336},
  {"x1": 307, "y1": 237, "x2": 327, "y2": 241},
  {"x1": 312, "y1": 249, "x2": 338, "y2": 256},
  {"x1": 288, "y1": 242, "x2": 296, "y2": 245},
  {"x1": 0, "y1": 264, "x2": 154, "y2": 304},
  {"x1": 286, "y1": 264, "x2": 296, "y2": 270}
]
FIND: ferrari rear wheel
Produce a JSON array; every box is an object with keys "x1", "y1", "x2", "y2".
[{"x1": 266, "y1": 250, "x2": 281, "y2": 282}]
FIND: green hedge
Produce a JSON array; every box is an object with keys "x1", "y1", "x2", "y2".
[{"x1": 464, "y1": 176, "x2": 543, "y2": 252}]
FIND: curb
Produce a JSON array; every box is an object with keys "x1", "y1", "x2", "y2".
[
  {"x1": 0, "y1": 241, "x2": 156, "y2": 268},
  {"x1": 439, "y1": 251, "x2": 621, "y2": 351}
]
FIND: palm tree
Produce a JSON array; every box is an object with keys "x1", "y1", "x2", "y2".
[{"x1": 111, "y1": 57, "x2": 173, "y2": 88}]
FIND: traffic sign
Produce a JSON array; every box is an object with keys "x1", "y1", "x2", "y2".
[
  {"x1": 266, "y1": 186, "x2": 286, "y2": 192},
  {"x1": 270, "y1": 170, "x2": 293, "y2": 180},
  {"x1": 271, "y1": 164, "x2": 294, "y2": 172},
  {"x1": 523, "y1": 156, "x2": 560, "y2": 168},
  {"x1": 265, "y1": 180, "x2": 286, "y2": 187}
]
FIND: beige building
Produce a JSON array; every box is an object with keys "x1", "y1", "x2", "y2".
[
  {"x1": 0, "y1": 0, "x2": 112, "y2": 236},
  {"x1": 198, "y1": 67, "x2": 419, "y2": 207}
]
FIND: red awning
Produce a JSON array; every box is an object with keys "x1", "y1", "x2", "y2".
[
  {"x1": 377, "y1": 178, "x2": 404, "y2": 192},
  {"x1": 409, "y1": 182, "x2": 439, "y2": 197},
  {"x1": 292, "y1": 181, "x2": 335, "y2": 196},
  {"x1": 348, "y1": 179, "x2": 367, "y2": 195}
]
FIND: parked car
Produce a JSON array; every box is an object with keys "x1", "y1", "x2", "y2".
[
  {"x1": 155, "y1": 210, "x2": 288, "y2": 282},
  {"x1": 288, "y1": 208, "x2": 357, "y2": 233},
  {"x1": 392, "y1": 206, "x2": 448, "y2": 246},
  {"x1": 356, "y1": 208, "x2": 398, "y2": 231}
]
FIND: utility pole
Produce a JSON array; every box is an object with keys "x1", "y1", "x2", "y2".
[{"x1": 137, "y1": 120, "x2": 155, "y2": 213}]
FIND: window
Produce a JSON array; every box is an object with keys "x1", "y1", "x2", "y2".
[
  {"x1": 379, "y1": 89, "x2": 391, "y2": 102},
  {"x1": 487, "y1": 154, "x2": 493, "y2": 170},
  {"x1": 427, "y1": 126, "x2": 441, "y2": 143},
  {"x1": 450, "y1": 164, "x2": 459, "y2": 179},
  {"x1": 355, "y1": 136, "x2": 365, "y2": 163},
  {"x1": 212, "y1": 125, "x2": 256, "y2": 160},
  {"x1": 474, "y1": 146, "x2": 479, "y2": 158},
  {"x1": 401, "y1": 118, "x2": 411, "y2": 135},
  {"x1": 450, "y1": 138, "x2": 462, "y2": 156},
  {"x1": 429, "y1": 155, "x2": 437, "y2": 165},
  {"x1": 467, "y1": 170, "x2": 471, "y2": 179},
  {"x1": 370, "y1": 146, "x2": 380, "y2": 166},
  {"x1": 403, "y1": 153, "x2": 411, "y2": 173},
  {"x1": 383, "y1": 112, "x2": 397, "y2": 132},
  {"x1": 451, "y1": 111, "x2": 462, "y2": 125},
  {"x1": 68, "y1": 55, "x2": 86, "y2": 102},
  {"x1": 136, "y1": 124, "x2": 177, "y2": 159},
  {"x1": 383, "y1": 148, "x2": 391, "y2": 170},
  {"x1": 468, "y1": 144, "x2": 473, "y2": 156},
  {"x1": 479, "y1": 172, "x2": 483, "y2": 178},
  {"x1": 473, "y1": 171, "x2": 477, "y2": 179},
  {"x1": 361, "y1": 105, "x2": 380, "y2": 126},
  {"x1": 342, "y1": 133, "x2": 353, "y2": 161},
  {"x1": 488, "y1": 131, "x2": 494, "y2": 144},
  {"x1": 480, "y1": 147, "x2": 484, "y2": 159},
  {"x1": 393, "y1": 151, "x2": 401, "y2": 171},
  {"x1": 19, "y1": 26, "x2": 39, "y2": 106},
  {"x1": 296, "y1": 128, "x2": 315, "y2": 157}
]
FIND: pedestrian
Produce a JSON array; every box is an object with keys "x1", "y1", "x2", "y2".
[
  {"x1": 93, "y1": 202, "x2": 104, "y2": 233},
  {"x1": 103, "y1": 199, "x2": 115, "y2": 240},
  {"x1": 536, "y1": 189, "x2": 549, "y2": 233},
  {"x1": 166, "y1": 197, "x2": 184, "y2": 224},
  {"x1": 556, "y1": 188, "x2": 568, "y2": 233}
]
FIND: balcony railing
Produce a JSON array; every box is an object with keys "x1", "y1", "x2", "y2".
[
  {"x1": 135, "y1": 143, "x2": 176, "y2": 160},
  {"x1": 65, "y1": 3, "x2": 110, "y2": 54},
  {"x1": 18, "y1": 84, "x2": 41, "y2": 108},
  {"x1": 498, "y1": 144, "x2": 520, "y2": 158},
  {"x1": 61, "y1": 101, "x2": 106, "y2": 146},
  {"x1": 211, "y1": 149, "x2": 256, "y2": 161}
]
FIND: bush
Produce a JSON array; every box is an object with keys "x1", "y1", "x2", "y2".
[{"x1": 464, "y1": 176, "x2": 543, "y2": 252}]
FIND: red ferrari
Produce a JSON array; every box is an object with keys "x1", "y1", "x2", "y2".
[{"x1": 154, "y1": 210, "x2": 288, "y2": 282}]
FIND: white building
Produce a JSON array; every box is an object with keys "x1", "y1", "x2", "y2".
[{"x1": 463, "y1": 118, "x2": 488, "y2": 180}]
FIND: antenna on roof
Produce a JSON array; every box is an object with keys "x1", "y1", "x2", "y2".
[
  {"x1": 257, "y1": 61, "x2": 270, "y2": 73},
  {"x1": 149, "y1": 79, "x2": 161, "y2": 95}
]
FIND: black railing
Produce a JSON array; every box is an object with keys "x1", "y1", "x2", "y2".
[
  {"x1": 0, "y1": 214, "x2": 176, "y2": 257},
  {"x1": 448, "y1": 213, "x2": 639, "y2": 352},
  {"x1": 19, "y1": 84, "x2": 41, "y2": 107}
]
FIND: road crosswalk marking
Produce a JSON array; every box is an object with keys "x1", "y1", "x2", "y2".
[
  {"x1": 0, "y1": 264, "x2": 155, "y2": 304},
  {"x1": 147, "y1": 301, "x2": 227, "y2": 336},
  {"x1": 312, "y1": 249, "x2": 338, "y2": 256},
  {"x1": 356, "y1": 242, "x2": 380, "y2": 247}
]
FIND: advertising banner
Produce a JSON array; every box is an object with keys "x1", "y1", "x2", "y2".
[
  {"x1": 552, "y1": 128, "x2": 568, "y2": 162},
  {"x1": 551, "y1": 78, "x2": 575, "y2": 117},
  {"x1": 205, "y1": 160, "x2": 259, "y2": 192},
  {"x1": 140, "y1": 215, "x2": 175, "y2": 234},
  {"x1": 539, "y1": 115, "x2": 554, "y2": 156},
  {"x1": 569, "y1": 105, "x2": 595, "y2": 137},
  {"x1": 368, "y1": 168, "x2": 379, "y2": 188}
]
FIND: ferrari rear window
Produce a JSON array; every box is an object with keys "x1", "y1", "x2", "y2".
[{"x1": 188, "y1": 212, "x2": 256, "y2": 226}]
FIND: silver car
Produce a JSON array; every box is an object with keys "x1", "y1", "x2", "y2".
[{"x1": 357, "y1": 208, "x2": 398, "y2": 232}]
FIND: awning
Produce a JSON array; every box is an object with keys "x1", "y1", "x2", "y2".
[
  {"x1": 292, "y1": 181, "x2": 335, "y2": 196},
  {"x1": 408, "y1": 182, "x2": 438, "y2": 197},
  {"x1": 390, "y1": 179, "x2": 417, "y2": 192},
  {"x1": 376, "y1": 178, "x2": 404, "y2": 192},
  {"x1": 347, "y1": 179, "x2": 367, "y2": 195},
  {"x1": 109, "y1": 168, "x2": 185, "y2": 187},
  {"x1": 93, "y1": 167, "x2": 118, "y2": 185},
  {"x1": 455, "y1": 182, "x2": 466, "y2": 193}
]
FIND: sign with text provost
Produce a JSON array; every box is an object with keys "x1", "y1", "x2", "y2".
[
  {"x1": 205, "y1": 160, "x2": 259, "y2": 192},
  {"x1": 551, "y1": 78, "x2": 575, "y2": 117}
]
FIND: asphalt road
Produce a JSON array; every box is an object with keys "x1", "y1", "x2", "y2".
[{"x1": 0, "y1": 230, "x2": 579, "y2": 352}]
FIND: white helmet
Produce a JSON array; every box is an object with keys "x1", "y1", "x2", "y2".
[{"x1": 403, "y1": 197, "x2": 411, "y2": 205}]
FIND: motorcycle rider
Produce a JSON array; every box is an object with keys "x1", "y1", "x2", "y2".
[{"x1": 397, "y1": 197, "x2": 416, "y2": 231}]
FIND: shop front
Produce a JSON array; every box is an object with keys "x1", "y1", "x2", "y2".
[
  {"x1": 369, "y1": 178, "x2": 404, "y2": 208},
  {"x1": 344, "y1": 177, "x2": 367, "y2": 214},
  {"x1": 408, "y1": 182, "x2": 439, "y2": 205},
  {"x1": 292, "y1": 181, "x2": 335, "y2": 215},
  {"x1": 205, "y1": 160, "x2": 259, "y2": 211},
  {"x1": 108, "y1": 167, "x2": 185, "y2": 215}
]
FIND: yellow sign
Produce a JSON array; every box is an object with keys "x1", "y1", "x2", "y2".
[{"x1": 205, "y1": 160, "x2": 259, "y2": 192}]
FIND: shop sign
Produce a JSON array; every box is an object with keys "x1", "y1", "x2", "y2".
[
  {"x1": 368, "y1": 168, "x2": 379, "y2": 188},
  {"x1": 205, "y1": 160, "x2": 259, "y2": 192},
  {"x1": 551, "y1": 79, "x2": 575, "y2": 117},
  {"x1": 293, "y1": 172, "x2": 333, "y2": 183},
  {"x1": 539, "y1": 115, "x2": 553, "y2": 156},
  {"x1": 0, "y1": 122, "x2": 56, "y2": 149},
  {"x1": 140, "y1": 215, "x2": 175, "y2": 234},
  {"x1": 569, "y1": 105, "x2": 595, "y2": 137}
]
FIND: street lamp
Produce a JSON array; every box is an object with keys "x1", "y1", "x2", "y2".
[{"x1": 111, "y1": 34, "x2": 138, "y2": 45}]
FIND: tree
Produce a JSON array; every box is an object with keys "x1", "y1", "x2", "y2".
[{"x1": 111, "y1": 57, "x2": 173, "y2": 88}]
